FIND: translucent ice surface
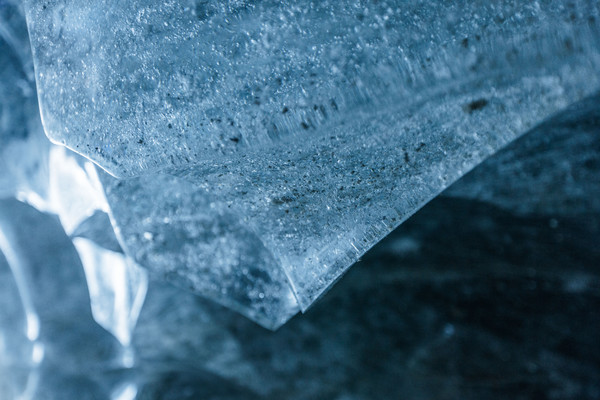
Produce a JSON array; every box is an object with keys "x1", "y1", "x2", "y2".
[
  {"x1": 8, "y1": 0, "x2": 600, "y2": 329},
  {"x1": 104, "y1": 79, "x2": 600, "y2": 315},
  {"x1": 2, "y1": 1, "x2": 600, "y2": 395},
  {"x1": 24, "y1": 0, "x2": 600, "y2": 176}
]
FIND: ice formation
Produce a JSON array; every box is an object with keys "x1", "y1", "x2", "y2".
[
  {"x1": 1, "y1": 0, "x2": 600, "y2": 397},
  {"x1": 1, "y1": 0, "x2": 599, "y2": 360},
  {"x1": 21, "y1": 0, "x2": 600, "y2": 327}
]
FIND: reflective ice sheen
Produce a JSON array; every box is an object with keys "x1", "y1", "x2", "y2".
[{"x1": 0, "y1": 0, "x2": 48, "y2": 201}]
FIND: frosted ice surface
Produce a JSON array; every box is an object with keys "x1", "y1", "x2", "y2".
[
  {"x1": 105, "y1": 72, "x2": 600, "y2": 314},
  {"x1": 23, "y1": 0, "x2": 600, "y2": 177}
]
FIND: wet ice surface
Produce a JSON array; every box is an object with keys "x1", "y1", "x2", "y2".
[
  {"x1": 105, "y1": 78, "x2": 599, "y2": 318},
  {"x1": 2, "y1": 102, "x2": 600, "y2": 398},
  {"x1": 0, "y1": 0, "x2": 48, "y2": 201}
]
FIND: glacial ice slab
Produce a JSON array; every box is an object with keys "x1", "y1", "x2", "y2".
[
  {"x1": 104, "y1": 81, "x2": 600, "y2": 316},
  {"x1": 18, "y1": 0, "x2": 600, "y2": 327},
  {"x1": 23, "y1": 0, "x2": 600, "y2": 177},
  {"x1": 101, "y1": 171, "x2": 300, "y2": 330}
]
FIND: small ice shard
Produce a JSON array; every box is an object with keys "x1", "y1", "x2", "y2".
[
  {"x1": 43, "y1": 145, "x2": 148, "y2": 345},
  {"x1": 0, "y1": 199, "x2": 136, "y2": 400},
  {"x1": 0, "y1": 199, "x2": 124, "y2": 378},
  {"x1": 44, "y1": 145, "x2": 110, "y2": 234},
  {"x1": 23, "y1": 0, "x2": 600, "y2": 177},
  {"x1": 0, "y1": 199, "x2": 127, "y2": 399}
]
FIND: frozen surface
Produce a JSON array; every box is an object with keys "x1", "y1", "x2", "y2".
[
  {"x1": 105, "y1": 77, "x2": 600, "y2": 314},
  {"x1": 0, "y1": 199, "x2": 126, "y2": 400},
  {"x1": 21, "y1": 0, "x2": 600, "y2": 322},
  {"x1": 1, "y1": 0, "x2": 599, "y2": 364},
  {"x1": 1, "y1": 13, "x2": 600, "y2": 393},
  {"x1": 3, "y1": 103, "x2": 600, "y2": 398},
  {"x1": 102, "y1": 171, "x2": 300, "y2": 329},
  {"x1": 74, "y1": 237, "x2": 147, "y2": 347},
  {"x1": 103, "y1": 94, "x2": 600, "y2": 399},
  {"x1": 24, "y1": 0, "x2": 600, "y2": 176}
]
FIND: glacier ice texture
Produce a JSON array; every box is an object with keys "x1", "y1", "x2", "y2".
[
  {"x1": 0, "y1": 2, "x2": 599, "y2": 397},
  {"x1": 2, "y1": 95, "x2": 599, "y2": 398},
  {"x1": 0, "y1": 0, "x2": 48, "y2": 202},
  {"x1": 19, "y1": 0, "x2": 600, "y2": 327},
  {"x1": 23, "y1": 0, "x2": 600, "y2": 176}
]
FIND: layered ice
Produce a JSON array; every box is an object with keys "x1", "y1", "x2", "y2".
[{"x1": 104, "y1": 72, "x2": 600, "y2": 316}]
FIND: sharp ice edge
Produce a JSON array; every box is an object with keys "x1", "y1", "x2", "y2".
[
  {"x1": 1, "y1": 0, "x2": 599, "y2": 329},
  {"x1": 105, "y1": 66, "x2": 600, "y2": 312}
]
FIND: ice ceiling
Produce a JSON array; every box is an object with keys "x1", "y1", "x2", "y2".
[{"x1": 1, "y1": 0, "x2": 599, "y2": 346}]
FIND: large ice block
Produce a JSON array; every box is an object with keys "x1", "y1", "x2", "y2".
[
  {"x1": 24, "y1": 0, "x2": 600, "y2": 177},
  {"x1": 104, "y1": 84, "x2": 600, "y2": 316},
  {"x1": 16, "y1": 0, "x2": 600, "y2": 328}
]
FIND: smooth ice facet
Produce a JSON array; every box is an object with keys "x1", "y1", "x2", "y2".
[{"x1": 74, "y1": 237, "x2": 147, "y2": 347}]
